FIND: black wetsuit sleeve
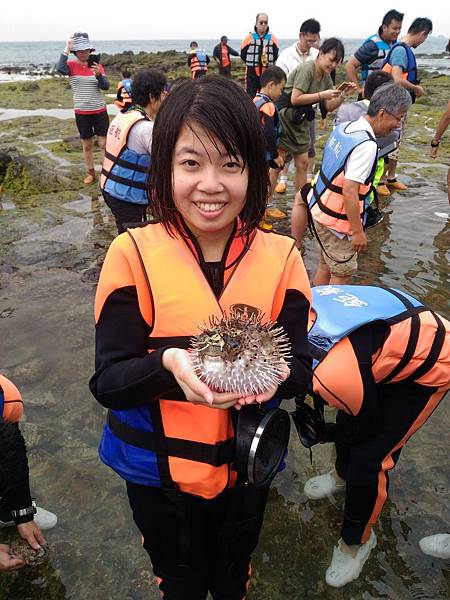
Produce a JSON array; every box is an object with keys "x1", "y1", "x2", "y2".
[
  {"x1": 206, "y1": 55, "x2": 210, "y2": 65},
  {"x1": 229, "y1": 46, "x2": 240, "y2": 57},
  {"x1": 89, "y1": 286, "x2": 182, "y2": 410},
  {"x1": 240, "y1": 44, "x2": 249, "y2": 62},
  {"x1": 213, "y1": 44, "x2": 220, "y2": 61},
  {"x1": 0, "y1": 421, "x2": 33, "y2": 525},
  {"x1": 96, "y1": 73, "x2": 110, "y2": 90},
  {"x1": 55, "y1": 53, "x2": 69, "y2": 75},
  {"x1": 272, "y1": 42, "x2": 279, "y2": 63},
  {"x1": 331, "y1": 322, "x2": 388, "y2": 444},
  {"x1": 354, "y1": 40, "x2": 379, "y2": 66},
  {"x1": 276, "y1": 289, "x2": 312, "y2": 399}
]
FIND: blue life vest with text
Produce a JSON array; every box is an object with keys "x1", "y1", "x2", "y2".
[
  {"x1": 309, "y1": 285, "x2": 425, "y2": 368},
  {"x1": 361, "y1": 34, "x2": 391, "y2": 82},
  {"x1": 101, "y1": 108, "x2": 151, "y2": 205},
  {"x1": 309, "y1": 122, "x2": 377, "y2": 232}
]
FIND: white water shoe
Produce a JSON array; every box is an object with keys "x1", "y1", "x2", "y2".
[
  {"x1": 325, "y1": 530, "x2": 377, "y2": 587},
  {"x1": 304, "y1": 470, "x2": 346, "y2": 500},
  {"x1": 419, "y1": 533, "x2": 450, "y2": 559},
  {"x1": 0, "y1": 506, "x2": 57, "y2": 530}
]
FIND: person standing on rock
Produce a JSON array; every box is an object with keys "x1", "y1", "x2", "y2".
[
  {"x1": 241, "y1": 13, "x2": 279, "y2": 98},
  {"x1": 100, "y1": 68, "x2": 167, "y2": 234},
  {"x1": 56, "y1": 32, "x2": 110, "y2": 185},
  {"x1": 213, "y1": 36, "x2": 239, "y2": 78}
]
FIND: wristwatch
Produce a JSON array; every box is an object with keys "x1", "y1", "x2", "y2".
[
  {"x1": 11, "y1": 500, "x2": 37, "y2": 518},
  {"x1": 430, "y1": 140, "x2": 440, "y2": 147}
]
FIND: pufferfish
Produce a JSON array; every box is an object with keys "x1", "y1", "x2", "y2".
[{"x1": 190, "y1": 308, "x2": 291, "y2": 395}]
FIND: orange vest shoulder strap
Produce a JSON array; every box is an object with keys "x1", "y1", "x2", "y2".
[{"x1": 0, "y1": 374, "x2": 24, "y2": 422}]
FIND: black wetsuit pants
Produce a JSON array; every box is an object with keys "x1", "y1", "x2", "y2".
[
  {"x1": 335, "y1": 381, "x2": 447, "y2": 545},
  {"x1": 102, "y1": 191, "x2": 147, "y2": 235},
  {"x1": 245, "y1": 68, "x2": 261, "y2": 99},
  {"x1": 126, "y1": 482, "x2": 269, "y2": 599}
]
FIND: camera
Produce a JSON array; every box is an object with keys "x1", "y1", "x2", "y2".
[{"x1": 87, "y1": 53, "x2": 101, "y2": 67}]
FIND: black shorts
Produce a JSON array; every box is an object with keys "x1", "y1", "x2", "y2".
[{"x1": 75, "y1": 110, "x2": 109, "y2": 139}]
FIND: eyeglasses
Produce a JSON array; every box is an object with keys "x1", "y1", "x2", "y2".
[
  {"x1": 258, "y1": 20, "x2": 268, "y2": 25},
  {"x1": 385, "y1": 110, "x2": 403, "y2": 124}
]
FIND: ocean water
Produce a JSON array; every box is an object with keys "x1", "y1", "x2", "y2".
[{"x1": 0, "y1": 36, "x2": 449, "y2": 74}]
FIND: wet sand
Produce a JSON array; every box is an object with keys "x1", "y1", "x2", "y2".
[{"x1": 0, "y1": 74, "x2": 449, "y2": 598}]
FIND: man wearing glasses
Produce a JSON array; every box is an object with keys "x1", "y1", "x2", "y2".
[
  {"x1": 241, "y1": 13, "x2": 279, "y2": 98},
  {"x1": 275, "y1": 19, "x2": 321, "y2": 194}
]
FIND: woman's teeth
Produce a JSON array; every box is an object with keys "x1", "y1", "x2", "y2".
[{"x1": 196, "y1": 203, "x2": 224, "y2": 212}]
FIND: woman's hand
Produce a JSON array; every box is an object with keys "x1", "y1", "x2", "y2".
[
  {"x1": 0, "y1": 544, "x2": 25, "y2": 572},
  {"x1": 234, "y1": 360, "x2": 290, "y2": 410},
  {"x1": 17, "y1": 520, "x2": 46, "y2": 550},
  {"x1": 340, "y1": 82, "x2": 358, "y2": 98},
  {"x1": 91, "y1": 62, "x2": 100, "y2": 76},
  {"x1": 162, "y1": 348, "x2": 242, "y2": 409},
  {"x1": 320, "y1": 88, "x2": 341, "y2": 101}
]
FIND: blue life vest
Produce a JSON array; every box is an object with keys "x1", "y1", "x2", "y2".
[
  {"x1": 309, "y1": 285, "x2": 425, "y2": 368},
  {"x1": 382, "y1": 42, "x2": 418, "y2": 101},
  {"x1": 254, "y1": 92, "x2": 281, "y2": 161},
  {"x1": 122, "y1": 78, "x2": 132, "y2": 94},
  {"x1": 102, "y1": 109, "x2": 151, "y2": 205},
  {"x1": 360, "y1": 34, "x2": 391, "y2": 82},
  {"x1": 196, "y1": 49, "x2": 207, "y2": 68},
  {"x1": 309, "y1": 121, "x2": 378, "y2": 227}
]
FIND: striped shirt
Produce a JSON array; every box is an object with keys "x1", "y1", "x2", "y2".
[{"x1": 58, "y1": 56, "x2": 108, "y2": 114}]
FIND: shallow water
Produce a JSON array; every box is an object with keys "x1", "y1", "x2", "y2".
[
  {"x1": 0, "y1": 157, "x2": 449, "y2": 598},
  {"x1": 0, "y1": 104, "x2": 118, "y2": 121}
]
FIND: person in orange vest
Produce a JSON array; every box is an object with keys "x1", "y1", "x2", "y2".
[
  {"x1": 187, "y1": 41, "x2": 210, "y2": 79},
  {"x1": 114, "y1": 69, "x2": 133, "y2": 110},
  {"x1": 101, "y1": 68, "x2": 167, "y2": 233},
  {"x1": 90, "y1": 75, "x2": 312, "y2": 599},
  {"x1": 298, "y1": 285, "x2": 450, "y2": 587},
  {"x1": 241, "y1": 13, "x2": 279, "y2": 98},
  {"x1": 308, "y1": 83, "x2": 412, "y2": 285},
  {"x1": 213, "y1": 36, "x2": 239, "y2": 78},
  {"x1": 0, "y1": 375, "x2": 57, "y2": 571}
]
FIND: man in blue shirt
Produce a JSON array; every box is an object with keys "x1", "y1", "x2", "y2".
[{"x1": 381, "y1": 17, "x2": 432, "y2": 190}]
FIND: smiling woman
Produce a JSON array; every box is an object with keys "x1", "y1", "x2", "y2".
[{"x1": 89, "y1": 75, "x2": 313, "y2": 599}]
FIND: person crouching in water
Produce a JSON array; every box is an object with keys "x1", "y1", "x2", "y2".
[
  {"x1": 307, "y1": 83, "x2": 411, "y2": 285},
  {"x1": 89, "y1": 75, "x2": 312, "y2": 599},
  {"x1": 0, "y1": 375, "x2": 57, "y2": 571},
  {"x1": 100, "y1": 69, "x2": 167, "y2": 234},
  {"x1": 302, "y1": 284, "x2": 450, "y2": 587},
  {"x1": 253, "y1": 66, "x2": 287, "y2": 201}
]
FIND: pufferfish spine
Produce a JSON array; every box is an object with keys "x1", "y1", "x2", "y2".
[{"x1": 190, "y1": 313, "x2": 291, "y2": 395}]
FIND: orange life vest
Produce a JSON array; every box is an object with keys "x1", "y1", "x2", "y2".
[
  {"x1": 100, "y1": 109, "x2": 150, "y2": 204},
  {"x1": 97, "y1": 222, "x2": 304, "y2": 498},
  {"x1": 114, "y1": 80, "x2": 132, "y2": 109},
  {"x1": 313, "y1": 311, "x2": 450, "y2": 416},
  {"x1": 221, "y1": 43, "x2": 230, "y2": 68},
  {"x1": 0, "y1": 374, "x2": 23, "y2": 423}
]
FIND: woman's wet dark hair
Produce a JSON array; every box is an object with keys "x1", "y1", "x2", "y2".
[
  {"x1": 319, "y1": 38, "x2": 345, "y2": 63},
  {"x1": 131, "y1": 68, "x2": 167, "y2": 106},
  {"x1": 149, "y1": 76, "x2": 269, "y2": 237}
]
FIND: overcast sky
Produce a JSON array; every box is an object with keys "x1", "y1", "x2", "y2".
[{"x1": 1, "y1": 0, "x2": 449, "y2": 41}]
